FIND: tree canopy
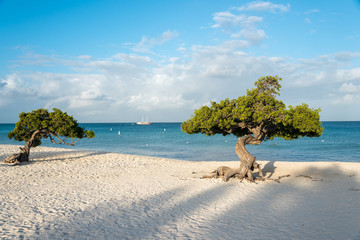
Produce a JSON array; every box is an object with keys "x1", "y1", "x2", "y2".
[
  {"x1": 182, "y1": 76, "x2": 323, "y2": 141},
  {"x1": 182, "y1": 76, "x2": 324, "y2": 182},
  {"x1": 8, "y1": 108, "x2": 95, "y2": 147}
]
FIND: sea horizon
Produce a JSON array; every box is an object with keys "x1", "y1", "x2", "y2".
[
  {"x1": 1, "y1": 120, "x2": 359, "y2": 124},
  {"x1": 1, "y1": 121, "x2": 359, "y2": 163}
]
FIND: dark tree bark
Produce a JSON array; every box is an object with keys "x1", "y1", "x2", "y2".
[
  {"x1": 4, "y1": 129, "x2": 81, "y2": 165},
  {"x1": 235, "y1": 135, "x2": 264, "y2": 180},
  {"x1": 4, "y1": 130, "x2": 43, "y2": 165},
  {"x1": 203, "y1": 133, "x2": 265, "y2": 182},
  {"x1": 221, "y1": 135, "x2": 264, "y2": 181}
]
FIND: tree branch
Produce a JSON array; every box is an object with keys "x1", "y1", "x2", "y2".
[
  {"x1": 237, "y1": 121, "x2": 267, "y2": 144},
  {"x1": 49, "y1": 133, "x2": 76, "y2": 146}
]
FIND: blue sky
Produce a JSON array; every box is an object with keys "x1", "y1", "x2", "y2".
[{"x1": 1, "y1": 0, "x2": 360, "y2": 122}]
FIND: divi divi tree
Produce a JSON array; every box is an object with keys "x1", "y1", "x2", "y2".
[
  {"x1": 182, "y1": 76, "x2": 323, "y2": 182},
  {"x1": 5, "y1": 108, "x2": 95, "y2": 165}
]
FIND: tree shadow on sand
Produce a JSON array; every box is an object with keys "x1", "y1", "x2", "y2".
[
  {"x1": 1, "y1": 148, "x2": 108, "y2": 166},
  {"x1": 262, "y1": 161, "x2": 277, "y2": 178},
  {"x1": 30, "y1": 150, "x2": 108, "y2": 163},
  {"x1": 202, "y1": 164, "x2": 360, "y2": 239},
  {"x1": 0, "y1": 158, "x2": 353, "y2": 239},
  {"x1": 30, "y1": 184, "x2": 238, "y2": 239}
]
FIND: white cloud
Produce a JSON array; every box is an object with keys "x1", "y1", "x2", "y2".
[
  {"x1": 2, "y1": 38, "x2": 360, "y2": 122},
  {"x1": 236, "y1": 1, "x2": 290, "y2": 13},
  {"x1": 14, "y1": 52, "x2": 57, "y2": 66},
  {"x1": 177, "y1": 47, "x2": 187, "y2": 53},
  {"x1": 132, "y1": 30, "x2": 179, "y2": 53},
  {"x1": 242, "y1": 16, "x2": 263, "y2": 26},
  {"x1": 233, "y1": 29, "x2": 266, "y2": 43},
  {"x1": 128, "y1": 93, "x2": 190, "y2": 110},
  {"x1": 78, "y1": 55, "x2": 92, "y2": 60},
  {"x1": 339, "y1": 83, "x2": 359, "y2": 93},
  {"x1": 193, "y1": 40, "x2": 250, "y2": 54},
  {"x1": 0, "y1": 74, "x2": 34, "y2": 96},
  {"x1": 3, "y1": 3, "x2": 360, "y2": 122},
  {"x1": 332, "y1": 93, "x2": 360, "y2": 105},
  {"x1": 211, "y1": 3, "x2": 291, "y2": 47},
  {"x1": 304, "y1": 9, "x2": 320, "y2": 14},
  {"x1": 334, "y1": 52, "x2": 360, "y2": 62},
  {"x1": 211, "y1": 11, "x2": 266, "y2": 45},
  {"x1": 212, "y1": 12, "x2": 262, "y2": 30},
  {"x1": 343, "y1": 94, "x2": 355, "y2": 103},
  {"x1": 337, "y1": 68, "x2": 360, "y2": 81},
  {"x1": 211, "y1": 12, "x2": 233, "y2": 28}
]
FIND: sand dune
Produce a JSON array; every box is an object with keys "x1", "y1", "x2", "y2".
[{"x1": 1, "y1": 144, "x2": 359, "y2": 239}]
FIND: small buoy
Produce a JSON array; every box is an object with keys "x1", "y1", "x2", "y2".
[
  {"x1": 118, "y1": 131, "x2": 121, "y2": 135},
  {"x1": 322, "y1": 140, "x2": 324, "y2": 142},
  {"x1": 186, "y1": 141, "x2": 189, "y2": 144},
  {"x1": 110, "y1": 128, "x2": 112, "y2": 131},
  {"x1": 164, "y1": 128, "x2": 166, "y2": 132}
]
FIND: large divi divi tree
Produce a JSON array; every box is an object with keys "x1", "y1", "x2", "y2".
[
  {"x1": 182, "y1": 76, "x2": 323, "y2": 182},
  {"x1": 5, "y1": 108, "x2": 95, "y2": 165}
]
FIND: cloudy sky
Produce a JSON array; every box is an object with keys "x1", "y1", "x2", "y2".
[{"x1": 1, "y1": 0, "x2": 360, "y2": 122}]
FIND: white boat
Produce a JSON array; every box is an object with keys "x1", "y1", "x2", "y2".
[{"x1": 137, "y1": 116, "x2": 151, "y2": 125}]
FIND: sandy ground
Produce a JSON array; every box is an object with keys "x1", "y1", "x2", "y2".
[{"x1": 1, "y1": 144, "x2": 359, "y2": 240}]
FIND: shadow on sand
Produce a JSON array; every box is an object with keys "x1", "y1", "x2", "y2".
[
  {"x1": 1, "y1": 146, "x2": 108, "y2": 166},
  {"x1": 25, "y1": 162, "x2": 360, "y2": 240}
]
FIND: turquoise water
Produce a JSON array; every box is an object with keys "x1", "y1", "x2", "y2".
[{"x1": 1, "y1": 122, "x2": 359, "y2": 162}]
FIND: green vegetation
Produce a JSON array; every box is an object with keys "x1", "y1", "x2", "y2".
[
  {"x1": 5, "y1": 108, "x2": 95, "y2": 164},
  {"x1": 182, "y1": 76, "x2": 323, "y2": 181}
]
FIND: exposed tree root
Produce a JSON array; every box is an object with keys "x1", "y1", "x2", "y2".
[
  {"x1": 4, "y1": 154, "x2": 25, "y2": 165},
  {"x1": 202, "y1": 165, "x2": 291, "y2": 183},
  {"x1": 202, "y1": 166, "x2": 240, "y2": 182},
  {"x1": 296, "y1": 175, "x2": 323, "y2": 181},
  {"x1": 255, "y1": 174, "x2": 291, "y2": 183},
  {"x1": 4, "y1": 147, "x2": 30, "y2": 165}
]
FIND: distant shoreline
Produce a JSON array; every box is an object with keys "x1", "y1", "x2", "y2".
[
  {"x1": 2, "y1": 121, "x2": 360, "y2": 163},
  {"x1": 1, "y1": 120, "x2": 360, "y2": 124}
]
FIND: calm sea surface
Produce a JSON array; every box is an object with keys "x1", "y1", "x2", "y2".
[{"x1": 0, "y1": 122, "x2": 359, "y2": 162}]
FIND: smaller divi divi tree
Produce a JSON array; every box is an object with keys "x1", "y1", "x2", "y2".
[
  {"x1": 181, "y1": 76, "x2": 323, "y2": 182},
  {"x1": 5, "y1": 108, "x2": 95, "y2": 165}
]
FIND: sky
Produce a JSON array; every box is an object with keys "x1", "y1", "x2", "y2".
[{"x1": 1, "y1": 0, "x2": 360, "y2": 123}]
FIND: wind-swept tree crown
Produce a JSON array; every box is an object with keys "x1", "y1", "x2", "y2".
[
  {"x1": 8, "y1": 108, "x2": 95, "y2": 147},
  {"x1": 182, "y1": 76, "x2": 323, "y2": 141}
]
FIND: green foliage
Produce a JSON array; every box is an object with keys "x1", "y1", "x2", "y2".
[
  {"x1": 182, "y1": 76, "x2": 323, "y2": 141},
  {"x1": 8, "y1": 108, "x2": 95, "y2": 147}
]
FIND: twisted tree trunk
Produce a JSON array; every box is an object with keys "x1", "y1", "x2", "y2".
[
  {"x1": 235, "y1": 134, "x2": 264, "y2": 181},
  {"x1": 204, "y1": 134, "x2": 264, "y2": 182},
  {"x1": 4, "y1": 130, "x2": 42, "y2": 165}
]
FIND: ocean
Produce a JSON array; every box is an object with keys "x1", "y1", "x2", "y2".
[{"x1": 0, "y1": 122, "x2": 359, "y2": 162}]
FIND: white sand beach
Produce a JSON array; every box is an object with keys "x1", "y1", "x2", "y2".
[{"x1": 1, "y1": 144, "x2": 359, "y2": 240}]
